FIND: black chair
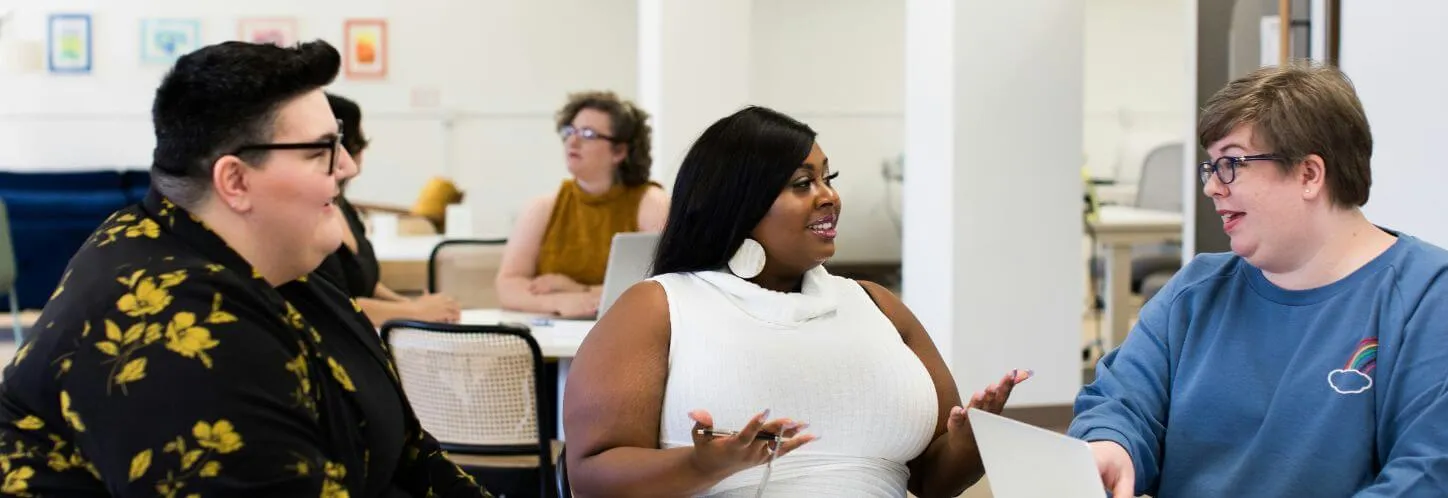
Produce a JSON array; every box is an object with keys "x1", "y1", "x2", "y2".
[
  {"x1": 427, "y1": 239, "x2": 508, "y2": 308},
  {"x1": 381, "y1": 320, "x2": 560, "y2": 497}
]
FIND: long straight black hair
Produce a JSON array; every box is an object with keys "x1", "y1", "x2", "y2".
[{"x1": 651, "y1": 106, "x2": 817, "y2": 276}]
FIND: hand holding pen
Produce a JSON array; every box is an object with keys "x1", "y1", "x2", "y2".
[{"x1": 687, "y1": 408, "x2": 816, "y2": 480}]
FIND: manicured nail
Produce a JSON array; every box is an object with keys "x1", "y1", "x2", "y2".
[{"x1": 761, "y1": 408, "x2": 771, "y2": 420}]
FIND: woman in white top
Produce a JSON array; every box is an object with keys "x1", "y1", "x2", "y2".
[{"x1": 563, "y1": 106, "x2": 1027, "y2": 497}]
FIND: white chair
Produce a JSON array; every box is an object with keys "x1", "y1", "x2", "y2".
[{"x1": 381, "y1": 320, "x2": 561, "y2": 497}]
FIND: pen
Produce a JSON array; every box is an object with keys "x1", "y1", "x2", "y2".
[{"x1": 695, "y1": 428, "x2": 781, "y2": 442}]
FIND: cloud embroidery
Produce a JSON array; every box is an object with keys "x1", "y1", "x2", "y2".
[{"x1": 1328, "y1": 338, "x2": 1377, "y2": 395}]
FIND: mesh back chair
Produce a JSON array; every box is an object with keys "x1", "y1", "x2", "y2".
[
  {"x1": 0, "y1": 199, "x2": 22, "y2": 344},
  {"x1": 428, "y1": 239, "x2": 507, "y2": 309},
  {"x1": 381, "y1": 320, "x2": 560, "y2": 497}
]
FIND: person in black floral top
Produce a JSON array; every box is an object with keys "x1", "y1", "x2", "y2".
[{"x1": 0, "y1": 40, "x2": 491, "y2": 497}]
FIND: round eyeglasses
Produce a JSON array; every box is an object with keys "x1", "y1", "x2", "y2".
[{"x1": 1199, "y1": 154, "x2": 1285, "y2": 185}]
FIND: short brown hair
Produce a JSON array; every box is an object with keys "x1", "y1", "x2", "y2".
[
  {"x1": 1198, "y1": 62, "x2": 1373, "y2": 208},
  {"x1": 555, "y1": 90, "x2": 653, "y2": 187}
]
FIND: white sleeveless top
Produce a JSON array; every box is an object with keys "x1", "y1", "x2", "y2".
[{"x1": 653, "y1": 266, "x2": 939, "y2": 497}]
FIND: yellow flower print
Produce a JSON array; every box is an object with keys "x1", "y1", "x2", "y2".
[
  {"x1": 1, "y1": 465, "x2": 34, "y2": 495},
  {"x1": 115, "y1": 358, "x2": 147, "y2": 385},
  {"x1": 165, "y1": 312, "x2": 219, "y2": 369},
  {"x1": 198, "y1": 461, "x2": 221, "y2": 478},
  {"x1": 327, "y1": 357, "x2": 357, "y2": 392},
  {"x1": 12, "y1": 416, "x2": 42, "y2": 431},
  {"x1": 60, "y1": 391, "x2": 84, "y2": 432},
  {"x1": 10, "y1": 341, "x2": 32, "y2": 367},
  {"x1": 117, "y1": 277, "x2": 173, "y2": 318},
  {"x1": 192, "y1": 420, "x2": 243, "y2": 454},
  {"x1": 125, "y1": 219, "x2": 161, "y2": 239},
  {"x1": 206, "y1": 293, "x2": 238, "y2": 325},
  {"x1": 283, "y1": 302, "x2": 306, "y2": 330},
  {"x1": 129, "y1": 449, "x2": 152, "y2": 482},
  {"x1": 50, "y1": 269, "x2": 71, "y2": 301},
  {"x1": 322, "y1": 461, "x2": 349, "y2": 498}
]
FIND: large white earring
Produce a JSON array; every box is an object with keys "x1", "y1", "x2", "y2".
[{"x1": 728, "y1": 238, "x2": 766, "y2": 279}]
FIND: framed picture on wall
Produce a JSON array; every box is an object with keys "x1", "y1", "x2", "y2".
[
  {"x1": 343, "y1": 19, "x2": 387, "y2": 79},
  {"x1": 140, "y1": 18, "x2": 201, "y2": 64},
  {"x1": 47, "y1": 13, "x2": 92, "y2": 74},
  {"x1": 237, "y1": 17, "x2": 297, "y2": 47}
]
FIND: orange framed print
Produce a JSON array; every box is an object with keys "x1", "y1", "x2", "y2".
[{"x1": 344, "y1": 19, "x2": 387, "y2": 79}]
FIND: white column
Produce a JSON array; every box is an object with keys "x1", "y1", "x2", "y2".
[
  {"x1": 637, "y1": 0, "x2": 752, "y2": 188},
  {"x1": 903, "y1": 0, "x2": 1085, "y2": 407},
  {"x1": 1341, "y1": 0, "x2": 1448, "y2": 247}
]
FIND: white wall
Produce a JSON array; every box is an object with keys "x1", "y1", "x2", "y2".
[
  {"x1": 904, "y1": 0, "x2": 1085, "y2": 407},
  {"x1": 1340, "y1": 0, "x2": 1448, "y2": 247},
  {"x1": 0, "y1": 0, "x2": 637, "y2": 237},
  {"x1": 749, "y1": 0, "x2": 904, "y2": 264},
  {"x1": 1083, "y1": 0, "x2": 1193, "y2": 183}
]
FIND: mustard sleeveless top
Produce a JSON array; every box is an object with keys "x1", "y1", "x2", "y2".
[{"x1": 536, "y1": 179, "x2": 660, "y2": 286}]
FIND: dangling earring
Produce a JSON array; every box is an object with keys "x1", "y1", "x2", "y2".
[{"x1": 728, "y1": 238, "x2": 766, "y2": 279}]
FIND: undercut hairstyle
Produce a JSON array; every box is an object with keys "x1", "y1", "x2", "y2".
[{"x1": 150, "y1": 40, "x2": 341, "y2": 208}]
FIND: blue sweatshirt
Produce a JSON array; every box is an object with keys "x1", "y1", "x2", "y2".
[{"x1": 1069, "y1": 232, "x2": 1448, "y2": 497}]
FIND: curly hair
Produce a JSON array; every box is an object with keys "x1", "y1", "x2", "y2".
[{"x1": 554, "y1": 90, "x2": 653, "y2": 186}]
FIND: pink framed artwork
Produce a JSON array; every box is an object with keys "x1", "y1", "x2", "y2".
[
  {"x1": 237, "y1": 17, "x2": 298, "y2": 47},
  {"x1": 344, "y1": 19, "x2": 388, "y2": 79}
]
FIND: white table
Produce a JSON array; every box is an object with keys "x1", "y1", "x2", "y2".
[
  {"x1": 458, "y1": 308, "x2": 591, "y2": 358},
  {"x1": 371, "y1": 235, "x2": 450, "y2": 263},
  {"x1": 457, "y1": 308, "x2": 595, "y2": 440},
  {"x1": 1089, "y1": 206, "x2": 1183, "y2": 350}
]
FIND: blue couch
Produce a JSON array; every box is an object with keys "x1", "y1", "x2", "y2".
[{"x1": 0, "y1": 170, "x2": 150, "y2": 309}]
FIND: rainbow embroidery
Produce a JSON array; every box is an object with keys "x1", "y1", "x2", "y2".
[
  {"x1": 1328, "y1": 337, "x2": 1378, "y2": 394},
  {"x1": 1344, "y1": 338, "x2": 1379, "y2": 375}
]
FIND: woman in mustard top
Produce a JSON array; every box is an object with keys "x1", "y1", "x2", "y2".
[{"x1": 496, "y1": 91, "x2": 669, "y2": 318}]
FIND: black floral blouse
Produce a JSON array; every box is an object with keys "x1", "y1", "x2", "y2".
[{"x1": 0, "y1": 191, "x2": 491, "y2": 497}]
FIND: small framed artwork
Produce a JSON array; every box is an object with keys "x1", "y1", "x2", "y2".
[
  {"x1": 140, "y1": 19, "x2": 201, "y2": 64},
  {"x1": 237, "y1": 17, "x2": 297, "y2": 47},
  {"x1": 344, "y1": 19, "x2": 388, "y2": 79},
  {"x1": 47, "y1": 13, "x2": 92, "y2": 74}
]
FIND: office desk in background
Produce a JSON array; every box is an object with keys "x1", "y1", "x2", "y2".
[
  {"x1": 372, "y1": 235, "x2": 451, "y2": 294},
  {"x1": 1088, "y1": 205, "x2": 1183, "y2": 351}
]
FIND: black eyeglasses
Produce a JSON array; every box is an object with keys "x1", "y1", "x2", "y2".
[
  {"x1": 229, "y1": 119, "x2": 345, "y2": 175},
  {"x1": 1199, "y1": 153, "x2": 1285, "y2": 185},
  {"x1": 558, "y1": 125, "x2": 618, "y2": 143}
]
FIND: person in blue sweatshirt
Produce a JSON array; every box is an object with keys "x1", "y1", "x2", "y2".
[{"x1": 1069, "y1": 62, "x2": 1448, "y2": 497}]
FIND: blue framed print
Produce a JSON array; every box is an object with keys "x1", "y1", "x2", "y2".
[
  {"x1": 140, "y1": 18, "x2": 201, "y2": 64},
  {"x1": 48, "y1": 13, "x2": 92, "y2": 74}
]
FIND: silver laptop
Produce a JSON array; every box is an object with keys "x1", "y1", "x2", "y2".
[
  {"x1": 968, "y1": 408, "x2": 1106, "y2": 498},
  {"x1": 595, "y1": 232, "x2": 660, "y2": 317}
]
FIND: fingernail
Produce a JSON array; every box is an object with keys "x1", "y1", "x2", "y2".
[
  {"x1": 761, "y1": 408, "x2": 772, "y2": 420},
  {"x1": 797, "y1": 422, "x2": 810, "y2": 431}
]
